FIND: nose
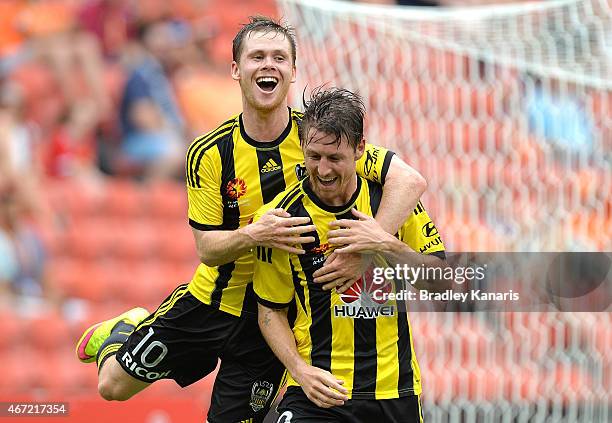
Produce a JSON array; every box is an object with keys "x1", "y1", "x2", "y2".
[
  {"x1": 317, "y1": 158, "x2": 332, "y2": 177},
  {"x1": 262, "y1": 55, "x2": 276, "y2": 69}
]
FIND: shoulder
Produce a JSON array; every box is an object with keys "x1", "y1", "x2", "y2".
[
  {"x1": 186, "y1": 116, "x2": 239, "y2": 187},
  {"x1": 291, "y1": 109, "x2": 304, "y2": 121},
  {"x1": 187, "y1": 116, "x2": 239, "y2": 157},
  {"x1": 190, "y1": 115, "x2": 239, "y2": 147},
  {"x1": 291, "y1": 109, "x2": 303, "y2": 130},
  {"x1": 272, "y1": 180, "x2": 305, "y2": 210}
]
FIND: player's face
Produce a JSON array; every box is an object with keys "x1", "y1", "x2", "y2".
[
  {"x1": 303, "y1": 129, "x2": 365, "y2": 206},
  {"x1": 231, "y1": 31, "x2": 296, "y2": 113}
]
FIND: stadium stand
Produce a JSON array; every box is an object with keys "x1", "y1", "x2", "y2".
[{"x1": 0, "y1": 1, "x2": 609, "y2": 422}]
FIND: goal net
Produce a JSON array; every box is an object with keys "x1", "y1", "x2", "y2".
[
  {"x1": 278, "y1": 0, "x2": 611, "y2": 421},
  {"x1": 279, "y1": 0, "x2": 611, "y2": 253}
]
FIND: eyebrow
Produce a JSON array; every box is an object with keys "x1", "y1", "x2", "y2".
[{"x1": 247, "y1": 49, "x2": 288, "y2": 56}]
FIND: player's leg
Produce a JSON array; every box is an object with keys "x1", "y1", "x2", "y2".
[
  {"x1": 351, "y1": 395, "x2": 423, "y2": 423},
  {"x1": 97, "y1": 356, "x2": 150, "y2": 401},
  {"x1": 207, "y1": 313, "x2": 288, "y2": 423},
  {"x1": 274, "y1": 387, "x2": 345, "y2": 423},
  {"x1": 75, "y1": 306, "x2": 151, "y2": 400},
  {"x1": 76, "y1": 284, "x2": 232, "y2": 401}
]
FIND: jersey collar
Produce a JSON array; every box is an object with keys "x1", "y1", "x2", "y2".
[
  {"x1": 302, "y1": 176, "x2": 362, "y2": 214},
  {"x1": 239, "y1": 107, "x2": 293, "y2": 149}
]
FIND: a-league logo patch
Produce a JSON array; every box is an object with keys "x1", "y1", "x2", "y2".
[{"x1": 250, "y1": 380, "x2": 274, "y2": 412}]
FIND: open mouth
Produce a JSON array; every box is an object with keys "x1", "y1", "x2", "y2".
[
  {"x1": 317, "y1": 176, "x2": 337, "y2": 187},
  {"x1": 256, "y1": 76, "x2": 278, "y2": 92}
]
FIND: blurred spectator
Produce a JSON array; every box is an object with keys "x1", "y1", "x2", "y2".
[
  {"x1": 117, "y1": 21, "x2": 187, "y2": 180},
  {"x1": 0, "y1": 82, "x2": 32, "y2": 178},
  {"x1": 0, "y1": 186, "x2": 57, "y2": 309},
  {"x1": 44, "y1": 99, "x2": 104, "y2": 185},
  {"x1": 0, "y1": 0, "x2": 29, "y2": 76},
  {"x1": 77, "y1": 0, "x2": 139, "y2": 60},
  {"x1": 0, "y1": 81, "x2": 42, "y2": 213},
  {"x1": 0, "y1": 80, "x2": 58, "y2": 250},
  {"x1": 524, "y1": 75, "x2": 594, "y2": 157},
  {"x1": 6, "y1": 0, "x2": 111, "y2": 120}
]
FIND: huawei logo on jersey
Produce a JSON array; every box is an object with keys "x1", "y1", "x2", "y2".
[
  {"x1": 334, "y1": 269, "x2": 395, "y2": 319},
  {"x1": 226, "y1": 178, "x2": 247, "y2": 199},
  {"x1": 339, "y1": 276, "x2": 390, "y2": 305}
]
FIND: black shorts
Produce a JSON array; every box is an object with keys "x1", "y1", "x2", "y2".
[
  {"x1": 116, "y1": 284, "x2": 286, "y2": 423},
  {"x1": 276, "y1": 387, "x2": 423, "y2": 423}
]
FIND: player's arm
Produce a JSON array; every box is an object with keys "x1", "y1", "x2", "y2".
[
  {"x1": 359, "y1": 144, "x2": 427, "y2": 234},
  {"x1": 253, "y1": 248, "x2": 348, "y2": 408},
  {"x1": 374, "y1": 231, "x2": 448, "y2": 293},
  {"x1": 258, "y1": 304, "x2": 348, "y2": 408},
  {"x1": 187, "y1": 143, "x2": 315, "y2": 267},
  {"x1": 192, "y1": 210, "x2": 315, "y2": 267},
  {"x1": 328, "y1": 208, "x2": 449, "y2": 293}
]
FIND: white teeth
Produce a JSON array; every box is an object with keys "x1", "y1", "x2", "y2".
[
  {"x1": 256, "y1": 77, "x2": 278, "y2": 83},
  {"x1": 319, "y1": 177, "x2": 335, "y2": 182}
]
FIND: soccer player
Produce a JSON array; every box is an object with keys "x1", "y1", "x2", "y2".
[
  {"x1": 75, "y1": 17, "x2": 427, "y2": 423},
  {"x1": 254, "y1": 88, "x2": 446, "y2": 422}
]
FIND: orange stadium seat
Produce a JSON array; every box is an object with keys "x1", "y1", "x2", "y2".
[
  {"x1": 104, "y1": 179, "x2": 145, "y2": 218},
  {"x1": 107, "y1": 260, "x2": 169, "y2": 306},
  {"x1": 146, "y1": 180, "x2": 187, "y2": 220},
  {"x1": 156, "y1": 222, "x2": 197, "y2": 263},
  {"x1": 26, "y1": 311, "x2": 70, "y2": 351},
  {"x1": 536, "y1": 363, "x2": 597, "y2": 403},
  {"x1": 47, "y1": 257, "x2": 86, "y2": 299},
  {"x1": 63, "y1": 219, "x2": 117, "y2": 260},
  {"x1": 0, "y1": 309, "x2": 24, "y2": 350},
  {"x1": 113, "y1": 221, "x2": 157, "y2": 261},
  {"x1": 501, "y1": 312, "x2": 582, "y2": 363},
  {"x1": 0, "y1": 347, "x2": 40, "y2": 394},
  {"x1": 592, "y1": 317, "x2": 612, "y2": 361},
  {"x1": 67, "y1": 260, "x2": 110, "y2": 302},
  {"x1": 44, "y1": 346, "x2": 97, "y2": 396}
]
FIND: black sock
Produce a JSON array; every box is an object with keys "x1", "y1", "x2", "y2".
[{"x1": 96, "y1": 322, "x2": 135, "y2": 371}]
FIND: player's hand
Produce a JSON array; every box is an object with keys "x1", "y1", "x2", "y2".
[
  {"x1": 327, "y1": 208, "x2": 393, "y2": 254},
  {"x1": 313, "y1": 251, "x2": 373, "y2": 294},
  {"x1": 242, "y1": 209, "x2": 316, "y2": 254},
  {"x1": 293, "y1": 364, "x2": 348, "y2": 408}
]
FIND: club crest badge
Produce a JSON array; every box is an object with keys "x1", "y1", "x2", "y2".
[
  {"x1": 250, "y1": 380, "x2": 274, "y2": 412},
  {"x1": 295, "y1": 163, "x2": 307, "y2": 180}
]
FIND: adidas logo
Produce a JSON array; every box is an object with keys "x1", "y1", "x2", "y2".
[{"x1": 261, "y1": 158, "x2": 281, "y2": 173}]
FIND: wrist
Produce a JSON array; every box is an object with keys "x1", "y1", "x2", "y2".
[
  {"x1": 380, "y1": 232, "x2": 402, "y2": 255},
  {"x1": 237, "y1": 226, "x2": 257, "y2": 249},
  {"x1": 288, "y1": 361, "x2": 309, "y2": 384}
]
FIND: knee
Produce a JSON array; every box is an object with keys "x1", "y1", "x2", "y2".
[
  {"x1": 98, "y1": 380, "x2": 135, "y2": 402},
  {"x1": 98, "y1": 373, "x2": 135, "y2": 402}
]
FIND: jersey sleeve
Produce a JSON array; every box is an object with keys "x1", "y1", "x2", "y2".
[
  {"x1": 186, "y1": 140, "x2": 224, "y2": 230},
  {"x1": 252, "y1": 206, "x2": 295, "y2": 308},
  {"x1": 356, "y1": 143, "x2": 395, "y2": 185},
  {"x1": 398, "y1": 201, "x2": 446, "y2": 258}
]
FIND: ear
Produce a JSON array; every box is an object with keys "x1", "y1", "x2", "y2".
[
  {"x1": 231, "y1": 61, "x2": 240, "y2": 81},
  {"x1": 354, "y1": 137, "x2": 366, "y2": 161},
  {"x1": 290, "y1": 64, "x2": 297, "y2": 83}
]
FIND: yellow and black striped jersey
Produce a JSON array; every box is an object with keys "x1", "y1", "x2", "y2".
[
  {"x1": 253, "y1": 176, "x2": 445, "y2": 399},
  {"x1": 185, "y1": 108, "x2": 396, "y2": 317}
]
